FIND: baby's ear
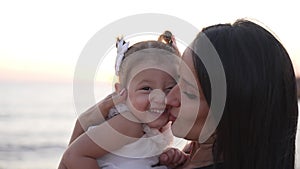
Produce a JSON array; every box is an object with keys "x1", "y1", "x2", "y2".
[
  {"x1": 114, "y1": 83, "x2": 122, "y2": 93},
  {"x1": 112, "y1": 83, "x2": 127, "y2": 105}
]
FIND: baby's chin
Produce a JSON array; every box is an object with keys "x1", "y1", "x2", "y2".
[{"x1": 146, "y1": 115, "x2": 169, "y2": 129}]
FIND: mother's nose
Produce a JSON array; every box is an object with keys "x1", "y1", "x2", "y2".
[{"x1": 165, "y1": 84, "x2": 181, "y2": 107}]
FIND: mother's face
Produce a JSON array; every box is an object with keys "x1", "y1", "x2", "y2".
[{"x1": 166, "y1": 48, "x2": 210, "y2": 141}]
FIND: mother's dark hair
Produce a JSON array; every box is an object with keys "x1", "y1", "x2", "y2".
[{"x1": 191, "y1": 19, "x2": 298, "y2": 169}]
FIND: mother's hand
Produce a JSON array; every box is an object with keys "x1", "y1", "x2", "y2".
[
  {"x1": 159, "y1": 147, "x2": 189, "y2": 168},
  {"x1": 69, "y1": 89, "x2": 127, "y2": 144},
  {"x1": 100, "y1": 89, "x2": 127, "y2": 115}
]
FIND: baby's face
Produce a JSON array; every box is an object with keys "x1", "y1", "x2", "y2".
[{"x1": 125, "y1": 68, "x2": 176, "y2": 129}]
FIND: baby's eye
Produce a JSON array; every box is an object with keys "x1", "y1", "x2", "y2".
[{"x1": 141, "y1": 87, "x2": 152, "y2": 91}]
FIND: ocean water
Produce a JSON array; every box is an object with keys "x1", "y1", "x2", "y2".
[
  {"x1": 0, "y1": 82, "x2": 115, "y2": 169},
  {"x1": 0, "y1": 82, "x2": 72, "y2": 169},
  {"x1": 0, "y1": 82, "x2": 299, "y2": 169}
]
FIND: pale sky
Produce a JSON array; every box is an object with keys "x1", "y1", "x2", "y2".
[{"x1": 0, "y1": 0, "x2": 299, "y2": 83}]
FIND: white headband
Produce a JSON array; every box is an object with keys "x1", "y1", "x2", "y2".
[{"x1": 115, "y1": 38, "x2": 129, "y2": 76}]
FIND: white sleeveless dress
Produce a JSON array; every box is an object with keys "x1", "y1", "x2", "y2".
[{"x1": 90, "y1": 104, "x2": 173, "y2": 169}]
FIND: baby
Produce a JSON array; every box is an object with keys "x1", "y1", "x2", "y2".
[{"x1": 58, "y1": 31, "x2": 180, "y2": 169}]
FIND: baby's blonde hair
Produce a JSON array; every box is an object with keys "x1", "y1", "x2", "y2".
[{"x1": 117, "y1": 32, "x2": 180, "y2": 87}]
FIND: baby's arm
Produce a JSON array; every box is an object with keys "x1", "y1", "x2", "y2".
[
  {"x1": 58, "y1": 112, "x2": 143, "y2": 169},
  {"x1": 69, "y1": 91, "x2": 127, "y2": 144}
]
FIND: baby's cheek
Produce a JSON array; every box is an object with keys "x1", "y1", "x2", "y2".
[{"x1": 127, "y1": 95, "x2": 149, "y2": 114}]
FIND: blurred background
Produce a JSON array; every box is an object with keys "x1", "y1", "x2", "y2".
[{"x1": 0, "y1": 0, "x2": 299, "y2": 168}]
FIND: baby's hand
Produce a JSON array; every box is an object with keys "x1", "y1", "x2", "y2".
[{"x1": 159, "y1": 148, "x2": 189, "y2": 168}]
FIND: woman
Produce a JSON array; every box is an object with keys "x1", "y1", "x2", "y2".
[{"x1": 160, "y1": 19, "x2": 298, "y2": 169}]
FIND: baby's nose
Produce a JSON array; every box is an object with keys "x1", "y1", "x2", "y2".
[{"x1": 149, "y1": 89, "x2": 166, "y2": 106}]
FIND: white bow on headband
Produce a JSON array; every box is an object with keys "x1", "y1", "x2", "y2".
[{"x1": 115, "y1": 38, "x2": 129, "y2": 76}]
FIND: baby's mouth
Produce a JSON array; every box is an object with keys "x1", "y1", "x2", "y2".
[{"x1": 146, "y1": 108, "x2": 165, "y2": 114}]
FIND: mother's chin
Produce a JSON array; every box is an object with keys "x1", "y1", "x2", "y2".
[{"x1": 170, "y1": 118, "x2": 200, "y2": 141}]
